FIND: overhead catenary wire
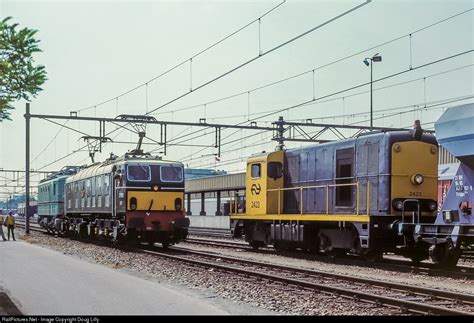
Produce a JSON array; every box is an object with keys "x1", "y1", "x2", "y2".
[
  {"x1": 179, "y1": 93, "x2": 473, "y2": 165},
  {"x1": 279, "y1": 94, "x2": 473, "y2": 124},
  {"x1": 186, "y1": 96, "x2": 472, "y2": 168},
  {"x1": 30, "y1": 120, "x2": 69, "y2": 165},
  {"x1": 145, "y1": 0, "x2": 371, "y2": 116},
  {"x1": 155, "y1": 50, "x2": 473, "y2": 160},
  {"x1": 248, "y1": 50, "x2": 473, "y2": 124},
  {"x1": 155, "y1": 7, "x2": 473, "y2": 118},
  {"x1": 20, "y1": 49, "x2": 472, "y2": 184},
  {"x1": 172, "y1": 64, "x2": 473, "y2": 123},
  {"x1": 47, "y1": 6, "x2": 471, "y2": 169},
  {"x1": 2, "y1": 123, "x2": 131, "y2": 189},
  {"x1": 74, "y1": 0, "x2": 287, "y2": 113}
]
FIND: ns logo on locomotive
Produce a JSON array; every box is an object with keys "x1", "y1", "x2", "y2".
[
  {"x1": 37, "y1": 151, "x2": 189, "y2": 248},
  {"x1": 231, "y1": 104, "x2": 474, "y2": 267}
]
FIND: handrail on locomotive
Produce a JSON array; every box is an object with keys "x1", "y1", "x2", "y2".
[{"x1": 230, "y1": 181, "x2": 371, "y2": 217}]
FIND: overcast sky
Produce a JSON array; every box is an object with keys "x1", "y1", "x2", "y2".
[{"x1": 0, "y1": 0, "x2": 473, "y2": 199}]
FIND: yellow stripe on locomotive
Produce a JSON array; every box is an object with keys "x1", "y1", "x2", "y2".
[{"x1": 127, "y1": 190, "x2": 184, "y2": 212}]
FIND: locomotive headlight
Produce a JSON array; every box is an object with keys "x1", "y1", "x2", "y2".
[
  {"x1": 153, "y1": 185, "x2": 159, "y2": 191},
  {"x1": 392, "y1": 199, "x2": 403, "y2": 211},
  {"x1": 130, "y1": 197, "x2": 137, "y2": 210},
  {"x1": 411, "y1": 174, "x2": 424, "y2": 185},
  {"x1": 175, "y1": 198, "x2": 182, "y2": 211},
  {"x1": 428, "y1": 200, "x2": 437, "y2": 211}
]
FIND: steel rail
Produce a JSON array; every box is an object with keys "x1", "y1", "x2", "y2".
[
  {"x1": 14, "y1": 219, "x2": 474, "y2": 315},
  {"x1": 142, "y1": 246, "x2": 473, "y2": 316},
  {"x1": 183, "y1": 235, "x2": 474, "y2": 280}
]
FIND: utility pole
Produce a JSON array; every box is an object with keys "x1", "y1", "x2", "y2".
[
  {"x1": 370, "y1": 61, "x2": 373, "y2": 131},
  {"x1": 25, "y1": 103, "x2": 30, "y2": 234},
  {"x1": 363, "y1": 53, "x2": 382, "y2": 132}
]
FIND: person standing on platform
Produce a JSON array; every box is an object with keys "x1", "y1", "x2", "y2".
[
  {"x1": 5, "y1": 212, "x2": 16, "y2": 241},
  {"x1": 0, "y1": 213, "x2": 6, "y2": 241}
]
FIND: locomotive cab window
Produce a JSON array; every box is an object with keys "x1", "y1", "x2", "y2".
[
  {"x1": 104, "y1": 176, "x2": 110, "y2": 195},
  {"x1": 127, "y1": 165, "x2": 151, "y2": 182},
  {"x1": 97, "y1": 176, "x2": 102, "y2": 195},
  {"x1": 335, "y1": 148, "x2": 354, "y2": 207},
  {"x1": 268, "y1": 162, "x2": 283, "y2": 180},
  {"x1": 160, "y1": 165, "x2": 184, "y2": 183},
  {"x1": 86, "y1": 179, "x2": 91, "y2": 195},
  {"x1": 251, "y1": 163, "x2": 261, "y2": 178}
]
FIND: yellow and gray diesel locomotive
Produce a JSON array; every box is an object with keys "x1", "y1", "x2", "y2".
[
  {"x1": 231, "y1": 130, "x2": 438, "y2": 262},
  {"x1": 50, "y1": 152, "x2": 190, "y2": 247}
]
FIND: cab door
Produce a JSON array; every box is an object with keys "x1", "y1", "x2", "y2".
[
  {"x1": 246, "y1": 160, "x2": 266, "y2": 215},
  {"x1": 245, "y1": 151, "x2": 284, "y2": 215}
]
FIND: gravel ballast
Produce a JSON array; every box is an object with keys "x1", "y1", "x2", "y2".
[{"x1": 17, "y1": 229, "x2": 470, "y2": 315}]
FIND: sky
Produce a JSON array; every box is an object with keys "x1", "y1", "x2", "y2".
[{"x1": 0, "y1": 0, "x2": 473, "y2": 199}]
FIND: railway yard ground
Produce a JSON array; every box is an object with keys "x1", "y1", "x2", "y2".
[
  {"x1": 0, "y1": 230, "x2": 272, "y2": 315},
  {"x1": 2, "y1": 224, "x2": 473, "y2": 316}
]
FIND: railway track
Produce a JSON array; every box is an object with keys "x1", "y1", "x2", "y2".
[
  {"x1": 184, "y1": 236, "x2": 474, "y2": 280},
  {"x1": 14, "y1": 219, "x2": 474, "y2": 315},
  {"x1": 142, "y1": 245, "x2": 474, "y2": 316},
  {"x1": 15, "y1": 218, "x2": 474, "y2": 279},
  {"x1": 187, "y1": 227, "x2": 233, "y2": 238},
  {"x1": 15, "y1": 218, "x2": 474, "y2": 278}
]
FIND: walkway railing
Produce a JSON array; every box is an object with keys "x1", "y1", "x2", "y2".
[{"x1": 231, "y1": 181, "x2": 371, "y2": 216}]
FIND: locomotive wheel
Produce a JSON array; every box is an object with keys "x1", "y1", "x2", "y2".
[
  {"x1": 250, "y1": 241, "x2": 264, "y2": 250},
  {"x1": 410, "y1": 253, "x2": 425, "y2": 264},
  {"x1": 273, "y1": 241, "x2": 285, "y2": 253},
  {"x1": 325, "y1": 248, "x2": 347, "y2": 259},
  {"x1": 147, "y1": 237, "x2": 155, "y2": 247},
  {"x1": 112, "y1": 231, "x2": 126, "y2": 248},
  {"x1": 410, "y1": 246, "x2": 428, "y2": 264},
  {"x1": 363, "y1": 250, "x2": 383, "y2": 262},
  {"x1": 430, "y1": 242, "x2": 461, "y2": 268},
  {"x1": 438, "y1": 251, "x2": 461, "y2": 268},
  {"x1": 78, "y1": 224, "x2": 88, "y2": 240},
  {"x1": 125, "y1": 229, "x2": 138, "y2": 249},
  {"x1": 232, "y1": 226, "x2": 243, "y2": 239}
]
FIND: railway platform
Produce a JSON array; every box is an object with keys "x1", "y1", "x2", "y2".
[{"x1": 0, "y1": 241, "x2": 232, "y2": 315}]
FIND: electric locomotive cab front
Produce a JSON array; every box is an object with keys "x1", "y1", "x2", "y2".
[{"x1": 117, "y1": 160, "x2": 189, "y2": 247}]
